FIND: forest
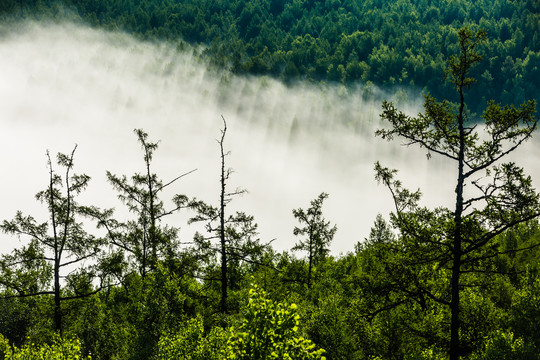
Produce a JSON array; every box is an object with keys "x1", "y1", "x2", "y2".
[
  {"x1": 0, "y1": 0, "x2": 539, "y2": 114},
  {"x1": 1, "y1": 1, "x2": 540, "y2": 360}
]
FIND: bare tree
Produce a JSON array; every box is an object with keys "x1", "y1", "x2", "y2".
[{"x1": 189, "y1": 116, "x2": 267, "y2": 314}]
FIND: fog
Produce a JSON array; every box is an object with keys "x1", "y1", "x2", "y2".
[{"x1": 1, "y1": 21, "x2": 537, "y2": 256}]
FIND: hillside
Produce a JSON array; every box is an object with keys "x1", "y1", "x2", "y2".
[{"x1": 2, "y1": 0, "x2": 539, "y2": 114}]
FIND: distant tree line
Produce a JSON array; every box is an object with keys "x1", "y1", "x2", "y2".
[{"x1": 1, "y1": 0, "x2": 538, "y2": 114}]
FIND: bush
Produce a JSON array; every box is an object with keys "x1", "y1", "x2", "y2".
[
  {"x1": 225, "y1": 282, "x2": 326, "y2": 360},
  {"x1": 157, "y1": 316, "x2": 227, "y2": 360},
  {"x1": 471, "y1": 331, "x2": 538, "y2": 360},
  {"x1": 0, "y1": 333, "x2": 90, "y2": 360}
]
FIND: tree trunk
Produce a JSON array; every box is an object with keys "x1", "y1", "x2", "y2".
[
  {"x1": 449, "y1": 247, "x2": 462, "y2": 360},
  {"x1": 449, "y1": 77, "x2": 467, "y2": 360},
  {"x1": 220, "y1": 119, "x2": 228, "y2": 314},
  {"x1": 49, "y1": 151, "x2": 63, "y2": 335},
  {"x1": 307, "y1": 226, "x2": 313, "y2": 289},
  {"x1": 54, "y1": 260, "x2": 62, "y2": 334},
  {"x1": 146, "y1": 152, "x2": 158, "y2": 270}
]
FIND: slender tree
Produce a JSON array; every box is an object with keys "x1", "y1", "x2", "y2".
[
  {"x1": 375, "y1": 27, "x2": 539, "y2": 359},
  {"x1": 292, "y1": 192, "x2": 337, "y2": 289},
  {"x1": 0, "y1": 146, "x2": 106, "y2": 335},
  {"x1": 189, "y1": 116, "x2": 267, "y2": 314},
  {"x1": 94, "y1": 129, "x2": 194, "y2": 279}
]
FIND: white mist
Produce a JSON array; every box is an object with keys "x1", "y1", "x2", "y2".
[{"x1": 0, "y1": 21, "x2": 537, "y2": 255}]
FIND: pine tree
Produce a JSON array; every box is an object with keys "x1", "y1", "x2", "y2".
[
  {"x1": 0, "y1": 147, "x2": 106, "y2": 334},
  {"x1": 375, "y1": 27, "x2": 539, "y2": 359},
  {"x1": 292, "y1": 192, "x2": 337, "y2": 289}
]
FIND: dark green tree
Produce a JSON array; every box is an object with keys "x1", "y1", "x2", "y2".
[
  {"x1": 292, "y1": 192, "x2": 337, "y2": 289},
  {"x1": 0, "y1": 147, "x2": 106, "y2": 335},
  {"x1": 95, "y1": 129, "x2": 194, "y2": 279},
  {"x1": 366, "y1": 213, "x2": 395, "y2": 246},
  {"x1": 375, "y1": 27, "x2": 539, "y2": 359}
]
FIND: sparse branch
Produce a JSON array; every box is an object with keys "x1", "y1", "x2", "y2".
[
  {"x1": 418, "y1": 288, "x2": 451, "y2": 306},
  {"x1": 0, "y1": 290, "x2": 55, "y2": 299},
  {"x1": 463, "y1": 230, "x2": 540, "y2": 264},
  {"x1": 60, "y1": 287, "x2": 103, "y2": 301},
  {"x1": 108, "y1": 173, "x2": 150, "y2": 214},
  {"x1": 463, "y1": 213, "x2": 540, "y2": 256},
  {"x1": 364, "y1": 299, "x2": 408, "y2": 322},
  {"x1": 464, "y1": 130, "x2": 536, "y2": 179},
  {"x1": 377, "y1": 100, "x2": 460, "y2": 162},
  {"x1": 155, "y1": 204, "x2": 190, "y2": 220},
  {"x1": 155, "y1": 168, "x2": 197, "y2": 194},
  {"x1": 58, "y1": 250, "x2": 100, "y2": 268}
]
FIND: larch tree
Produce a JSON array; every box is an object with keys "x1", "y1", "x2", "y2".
[
  {"x1": 189, "y1": 116, "x2": 267, "y2": 314},
  {"x1": 0, "y1": 147, "x2": 106, "y2": 335},
  {"x1": 93, "y1": 129, "x2": 194, "y2": 279},
  {"x1": 375, "y1": 27, "x2": 539, "y2": 359},
  {"x1": 292, "y1": 192, "x2": 337, "y2": 290}
]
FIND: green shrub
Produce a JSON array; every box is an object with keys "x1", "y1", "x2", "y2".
[
  {"x1": 225, "y1": 283, "x2": 326, "y2": 360},
  {"x1": 157, "y1": 316, "x2": 226, "y2": 360},
  {"x1": 0, "y1": 333, "x2": 90, "y2": 360},
  {"x1": 471, "y1": 331, "x2": 538, "y2": 360}
]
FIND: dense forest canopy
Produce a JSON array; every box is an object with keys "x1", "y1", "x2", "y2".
[{"x1": 1, "y1": 0, "x2": 538, "y2": 114}]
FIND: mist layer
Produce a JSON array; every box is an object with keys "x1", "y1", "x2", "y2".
[{"x1": 3, "y1": 21, "x2": 532, "y2": 254}]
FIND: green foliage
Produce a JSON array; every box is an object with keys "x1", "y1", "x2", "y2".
[
  {"x1": 374, "y1": 26, "x2": 539, "y2": 359},
  {"x1": 55, "y1": 260, "x2": 203, "y2": 360},
  {"x1": 1, "y1": 0, "x2": 537, "y2": 112},
  {"x1": 0, "y1": 9, "x2": 538, "y2": 353},
  {"x1": 0, "y1": 334, "x2": 90, "y2": 360},
  {"x1": 470, "y1": 331, "x2": 538, "y2": 360},
  {"x1": 225, "y1": 282, "x2": 326, "y2": 360},
  {"x1": 507, "y1": 269, "x2": 540, "y2": 351},
  {"x1": 96, "y1": 129, "x2": 190, "y2": 279},
  {"x1": 305, "y1": 292, "x2": 356, "y2": 360},
  {"x1": 157, "y1": 316, "x2": 227, "y2": 360},
  {"x1": 405, "y1": 347, "x2": 447, "y2": 360},
  {"x1": 292, "y1": 193, "x2": 337, "y2": 289},
  {"x1": 0, "y1": 147, "x2": 106, "y2": 334}
]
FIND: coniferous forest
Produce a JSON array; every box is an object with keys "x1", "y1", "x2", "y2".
[
  {"x1": 1, "y1": 1, "x2": 540, "y2": 359},
  {"x1": 1, "y1": 0, "x2": 539, "y2": 113}
]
